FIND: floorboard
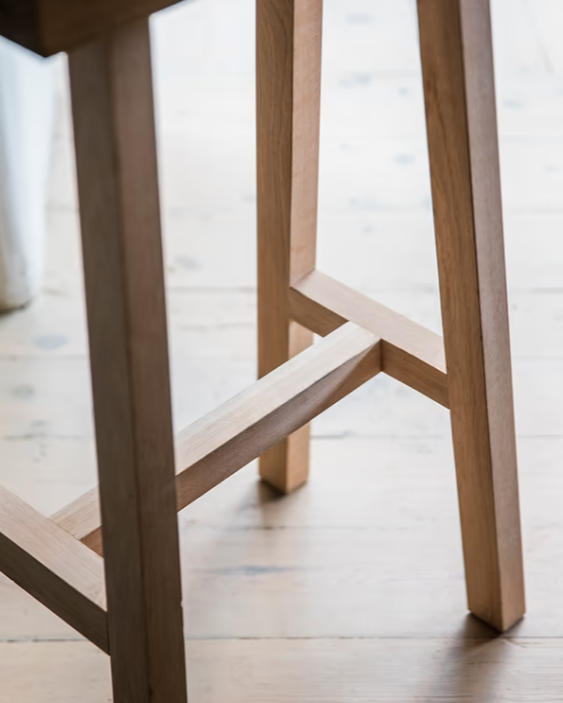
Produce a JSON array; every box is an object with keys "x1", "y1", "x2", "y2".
[{"x1": 2, "y1": 0, "x2": 563, "y2": 699}]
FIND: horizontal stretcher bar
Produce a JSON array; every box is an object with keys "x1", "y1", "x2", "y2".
[
  {"x1": 52, "y1": 322, "x2": 382, "y2": 555},
  {"x1": 0, "y1": 485, "x2": 108, "y2": 652},
  {"x1": 289, "y1": 270, "x2": 449, "y2": 408}
]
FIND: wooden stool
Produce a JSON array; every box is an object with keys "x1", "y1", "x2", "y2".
[{"x1": 0, "y1": 0, "x2": 525, "y2": 701}]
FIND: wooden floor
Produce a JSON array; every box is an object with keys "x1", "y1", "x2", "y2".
[{"x1": 2, "y1": 0, "x2": 563, "y2": 700}]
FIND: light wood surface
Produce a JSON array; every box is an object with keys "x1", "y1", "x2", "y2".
[
  {"x1": 256, "y1": 0, "x2": 322, "y2": 493},
  {"x1": 6, "y1": 636, "x2": 563, "y2": 703},
  {"x1": 0, "y1": 486, "x2": 107, "y2": 652},
  {"x1": 51, "y1": 487, "x2": 101, "y2": 554},
  {"x1": 52, "y1": 323, "x2": 381, "y2": 555},
  {"x1": 68, "y1": 19, "x2": 187, "y2": 702},
  {"x1": 418, "y1": 0, "x2": 525, "y2": 632},
  {"x1": 2, "y1": 0, "x2": 562, "y2": 699},
  {"x1": 290, "y1": 269, "x2": 449, "y2": 406}
]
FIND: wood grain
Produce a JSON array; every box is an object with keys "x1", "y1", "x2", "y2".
[
  {"x1": 0, "y1": 0, "x2": 184, "y2": 56},
  {"x1": 52, "y1": 323, "x2": 382, "y2": 555},
  {"x1": 417, "y1": 0, "x2": 525, "y2": 632},
  {"x1": 6, "y1": 636, "x2": 563, "y2": 703},
  {"x1": 0, "y1": 0, "x2": 560, "y2": 697},
  {"x1": 51, "y1": 487, "x2": 102, "y2": 554},
  {"x1": 256, "y1": 0, "x2": 322, "y2": 493},
  {"x1": 176, "y1": 323, "x2": 379, "y2": 509},
  {"x1": 290, "y1": 270, "x2": 449, "y2": 407},
  {"x1": 0, "y1": 485, "x2": 107, "y2": 652},
  {"x1": 68, "y1": 19, "x2": 187, "y2": 702}
]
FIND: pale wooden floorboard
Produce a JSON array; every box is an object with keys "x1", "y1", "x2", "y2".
[
  {"x1": 4, "y1": 638, "x2": 563, "y2": 703},
  {"x1": 2, "y1": 0, "x2": 563, "y2": 699},
  {"x1": 3, "y1": 435, "x2": 563, "y2": 644}
]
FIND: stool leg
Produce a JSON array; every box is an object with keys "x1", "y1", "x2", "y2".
[
  {"x1": 256, "y1": 0, "x2": 323, "y2": 493},
  {"x1": 418, "y1": 0, "x2": 525, "y2": 631},
  {"x1": 68, "y1": 21, "x2": 188, "y2": 702}
]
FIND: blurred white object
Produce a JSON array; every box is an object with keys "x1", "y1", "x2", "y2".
[{"x1": 0, "y1": 39, "x2": 54, "y2": 311}]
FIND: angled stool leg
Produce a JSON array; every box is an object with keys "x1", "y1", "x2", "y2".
[
  {"x1": 256, "y1": 0, "x2": 323, "y2": 493},
  {"x1": 68, "y1": 20, "x2": 188, "y2": 702},
  {"x1": 418, "y1": 0, "x2": 525, "y2": 631}
]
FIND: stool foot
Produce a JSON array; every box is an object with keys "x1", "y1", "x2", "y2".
[{"x1": 259, "y1": 427, "x2": 310, "y2": 494}]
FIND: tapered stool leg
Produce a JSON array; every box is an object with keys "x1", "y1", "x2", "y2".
[
  {"x1": 418, "y1": 0, "x2": 526, "y2": 631},
  {"x1": 256, "y1": 0, "x2": 323, "y2": 493},
  {"x1": 68, "y1": 20, "x2": 188, "y2": 702}
]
